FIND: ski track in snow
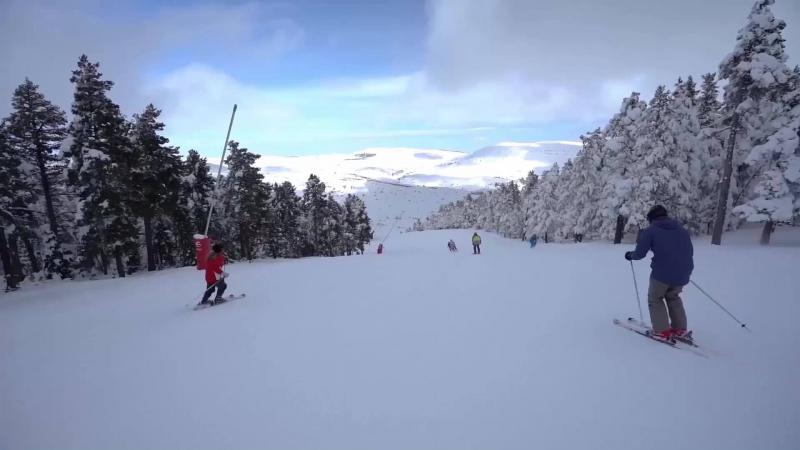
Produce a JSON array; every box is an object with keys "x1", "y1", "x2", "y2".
[{"x1": 1, "y1": 229, "x2": 799, "y2": 450}]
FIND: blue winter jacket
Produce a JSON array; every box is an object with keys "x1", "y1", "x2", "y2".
[{"x1": 629, "y1": 217, "x2": 694, "y2": 286}]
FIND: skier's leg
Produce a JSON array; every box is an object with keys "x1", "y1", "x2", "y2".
[
  {"x1": 215, "y1": 279, "x2": 227, "y2": 299},
  {"x1": 647, "y1": 278, "x2": 670, "y2": 333},
  {"x1": 201, "y1": 282, "x2": 216, "y2": 303},
  {"x1": 665, "y1": 285, "x2": 687, "y2": 330}
]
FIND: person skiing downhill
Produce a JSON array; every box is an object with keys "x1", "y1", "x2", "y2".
[
  {"x1": 448, "y1": 239, "x2": 458, "y2": 252},
  {"x1": 199, "y1": 243, "x2": 229, "y2": 306},
  {"x1": 625, "y1": 205, "x2": 694, "y2": 341},
  {"x1": 472, "y1": 232, "x2": 482, "y2": 254}
]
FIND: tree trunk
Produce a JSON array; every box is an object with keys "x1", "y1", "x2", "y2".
[
  {"x1": 8, "y1": 234, "x2": 23, "y2": 280},
  {"x1": 143, "y1": 215, "x2": 156, "y2": 271},
  {"x1": 0, "y1": 227, "x2": 19, "y2": 291},
  {"x1": 760, "y1": 221, "x2": 775, "y2": 245},
  {"x1": 613, "y1": 215, "x2": 626, "y2": 244},
  {"x1": 114, "y1": 248, "x2": 125, "y2": 278},
  {"x1": 712, "y1": 112, "x2": 739, "y2": 245},
  {"x1": 20, "y1": 230, "x2": 40, "y2": 273},
  {"x1": 98, "y1": 248, "x2": 109, "y2": 275},
  {"x1": 36, "y1": 152, "x2": 60, "y2": 237}
]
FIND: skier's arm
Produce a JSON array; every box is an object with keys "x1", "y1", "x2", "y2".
[{"x1": 629, "y1": 229, "x2": 652, "y2": 260}]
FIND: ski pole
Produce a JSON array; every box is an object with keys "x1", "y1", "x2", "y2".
[
  {"x1": 690, "y1": 280, "x2": 751, "y2": 332},
  {"x1": 629, "y1": 261, "x2": 644, "y2": 323}
]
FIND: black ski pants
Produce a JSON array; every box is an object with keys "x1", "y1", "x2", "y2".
[{"x1": 202, "y1": 279, "x2": 227, "y2": 303}]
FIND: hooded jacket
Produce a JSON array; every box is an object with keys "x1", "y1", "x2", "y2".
[{"x1": 629, "y1": 217, "x2": 694, "y2": 286}]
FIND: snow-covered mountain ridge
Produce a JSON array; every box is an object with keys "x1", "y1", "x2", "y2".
[{"x1": 209, "y1": 141, "x2": 581, "y2": 193}]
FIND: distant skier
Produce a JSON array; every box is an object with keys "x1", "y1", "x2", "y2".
[
  {"x1": 529, "y1": 234, "x2": 538, "y2": 248},
  {"x1": 625, "y1": 205, "x2": 694, "y2": 341},
  {"x1": 472, "y1": 232, "x2": 482, "y2": 254},
  {"x1": 199, "y1": 243, "x2": 229, "y2": 307},
  {"x1": 377, "y1": 243, "x2": 384, "y2": 254},
  {"x1": 448, "y1": 239, "x2": 458, "y2": 252}
]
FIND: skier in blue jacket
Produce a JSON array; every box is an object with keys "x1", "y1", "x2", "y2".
[{"x1": 625, "y1": 205, "x2": 694, "y2": 341}]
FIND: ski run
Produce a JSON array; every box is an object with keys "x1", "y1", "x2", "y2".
[{"x1": 2, "y1": 227, "x2": 799, "y2": 450}]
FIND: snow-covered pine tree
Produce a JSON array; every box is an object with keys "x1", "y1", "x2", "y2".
[
  {"x1": 343, "y1": 194, "x2": 372, "y2": 254},
  {"x1": 520, "y1": 170, "x2": 539, "y2": 238},
  {"x1": 0, "y1": 120, "x2": 31, "y2": 289},
  {"x1": 569, "y1": 129, "x2": 605, "y2": 239},
  {"x1": 129, "y1": 104, "x2": 182, "y2": 270},
  {"x1": 732, "y1": 61, "x2": 800, "y2": 244},
  {"x1": 300, "y1": 174, "x2": 328, "y2": 256},
  {"x1": 320, "y1": 194, "x2": 345, "y2": 257},
  {"x1": 673, "y1": 77, "x2": 714, "y2": 234},
  {"x1": 627, "y1": 84, "x2": 699, "y2": 232},
  {"x1": 495, "y1": 181, "x2": 524, "y2": 239},
  {"x1": 217, "y1": 141, "x2": 269, "y2": 260},
  {"x1": 698, "y1": 73, "x2": 722, "y2": 129},
  {"x1": 553, "y1": 160, "x2": 577, "y2": 240},
  {"x1": 175, "y1": 150, "x2": 215, "y2": 264},
  {"x1": 716, "y1": 0, "x2": 794, "y2": 244},
  {"x1": 697, "y1": 73, "x2": 724, "y2": 233},
  {"x1": 597, "y1": 93, "x2": 647, "y2": 242},
  {"x1": 525, "y1": 163, "x2": 560, "y2": 243},
  {"x1": 271, "y1": 181, "x2": 302, "y2": 258},
  {"x1": 65, "y1": 55, "x2": 138, "y2": 277},
  {"x1": 5, "y1": 78, "x2": 72, "y2": 278}
]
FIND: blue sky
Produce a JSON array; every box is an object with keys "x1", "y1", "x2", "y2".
[{"x1": 1, "y1": 0, "x2": 799, "y2": 157}]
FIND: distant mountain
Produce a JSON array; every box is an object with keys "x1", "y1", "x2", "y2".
[
  {"x1": 207, "y1": 141, "x2": 581, "y2": 234},
  {"x1": 208, "y1": 141, "x2": 581, "y2": 193}
]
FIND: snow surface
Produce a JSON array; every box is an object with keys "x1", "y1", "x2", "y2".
[
  {"x1": 356, "y1": 180, "x2": 469, "y2": 238},
  {"x1": 2, "y1": 228, "x2": 799, "y2": 450}
]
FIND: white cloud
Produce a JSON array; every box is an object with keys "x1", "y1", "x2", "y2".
[{"x1": 0, "y1": 0, "x2": 303, "y2": 117}]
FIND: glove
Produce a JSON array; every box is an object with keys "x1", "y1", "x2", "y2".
[
  {"x1": 624, "y1": 251, "x2": 632, "y2": 261},
  {"x1": 222, "y1": 271, "x2": 229, "y2": 279}
]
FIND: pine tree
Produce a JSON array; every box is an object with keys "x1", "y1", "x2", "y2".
[
  {"x1": 175, "y1": 150, "x2": 215, "y2": 265},
  {"x1": 272, "y1": 181, "x2": 302, "y2": 258},
  {"x1": 732, "y1": 64, "x2": 800, "y2": 243},
  {"x1": 0, "y1": 120, "x2": 30, "y2": 289},
  {"x1": 715, "y1": 0, "x2": 793, "y2": 244},
  {"x1": 129, "y1": 104, "x2": 182, "y2": 270},
  {"x1": 627, "y1": 85, "x2": 700, "y2": 231},
  {"x1": 697, "y1": 73, "x2": 725, "y2": 233},
  {"x1": 5, "y1": 79, "x2": 72, "y2": 278},
  {"x1": 301, "y1": 174, "x2": 329, "y2": 256},
  {"x1": 343, "y1": 194, "x2": 372, "y2": 254},
  {"x1": 320, "y1": 194, "x2": 345, "y2": 257},
  {"x1": 597, "y1": 93, "x2": 647, "y2": 242},
  {"x1": 217, "y1": 141, "x2": 269, "y2": 260},
  {"x1": 698, "y1": 73, "x2": 722, "y2": 128},
  {"x1": 570, "y1": 129, "x2": 605, "y2": 238},
  {"x1": 525, "y1": 163, "x2": 560, "y2": 243},
  {"x1": 66, "y1": 55, "x2": 138, "y2": 277}
]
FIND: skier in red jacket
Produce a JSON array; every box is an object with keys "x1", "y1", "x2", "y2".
[{"x1": 199, "y1": 243, "x2": 228, "y2": 306}]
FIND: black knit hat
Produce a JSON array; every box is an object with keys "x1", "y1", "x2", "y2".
[
  {"x1": 646, "y1": 205, "x2": 668, "y2": 222},
  {"x1": 212, "y1": 243, "x2": 223, "y2": 253}
]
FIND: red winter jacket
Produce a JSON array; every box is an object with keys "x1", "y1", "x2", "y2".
[{"x1": 205, "y1": 252, "x2": 225, "y2": 284}]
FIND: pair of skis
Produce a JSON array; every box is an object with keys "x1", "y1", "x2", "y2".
[
  {"x1": 613, "y1": 317, "x2": 710, "y2": 358},
  {"x1": 193, "y1": 293, "x2": 246, "y2": 311}
]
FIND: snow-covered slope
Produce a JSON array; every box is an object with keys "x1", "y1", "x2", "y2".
[
  {"x1": 356, "y1": 180, "x2": 468, "y2": 238},
  {"x1": 209, "y1": 141, "x2": 580, "y2": 193},
  {"x1": 1, "y1": 228, "x2": 798, "y2": 450}
]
